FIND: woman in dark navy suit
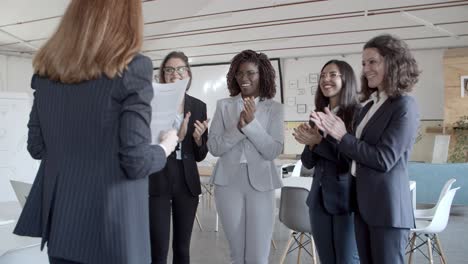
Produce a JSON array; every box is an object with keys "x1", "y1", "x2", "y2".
[
  {"x1": 148, "y1": 51, "x2": 209, "y2": 264},
  {"x1": 293, "y1": 60, "x2": 360, "y2": 264},
  {"x1": 13, "y1": 1, "x2": 179, "y2": 263},
  {"x1": 311, "y1": 34, "x2": 420, "y2": 264}
]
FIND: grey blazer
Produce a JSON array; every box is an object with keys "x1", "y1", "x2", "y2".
[
  {"x1": 14, "y1": 54, "x2": 166, "y2": 264},
  {"x1": 208, "y1": 95, "x2": 284, "y2": 191},
  {"x1": 338, "y1": 95, "x2": 419, "y2": 229}
]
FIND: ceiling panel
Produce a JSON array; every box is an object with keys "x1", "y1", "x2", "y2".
[{"x1": 0, "y1": 0, "x2": 467, "y2": 63}]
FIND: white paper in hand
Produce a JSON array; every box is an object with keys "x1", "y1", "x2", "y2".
[{"x1": 151, "y1": 78, "x2": 188, "y2": 144}]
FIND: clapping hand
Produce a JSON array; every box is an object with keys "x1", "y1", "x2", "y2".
[
  {"x1": 293, "y1": 122, "x2": 322, "y2": 147},
  {"x1": 177, "y1": 112, "x2": 191, "y2": 143},
  {"x1": 242, "y1": 97, "x2": 256, "y2": 124},
  {"x1": 238, "y1": 97, "x2": 256, "y2": 130},
  {"x1": 310, "y1": 107, "x2": 347, "y2": 141},
  {"x1": 193, "y1": 118, "x2": 210, "y2": 146}
]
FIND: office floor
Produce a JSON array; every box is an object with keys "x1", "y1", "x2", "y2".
[
  {"x1": 187, "y1": 198, "x2": 468, "y2": 264},
  {"x1": 1, "y1": 197, "x2": 467, "y2": 264}
]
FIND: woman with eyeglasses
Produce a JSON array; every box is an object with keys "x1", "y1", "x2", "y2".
[
  {"x1": 208, "y1": 50, "x2": 284, "y2": 264},
  {"x1": 311, "y1": 34, "x2": 420, "y2": 264},
  {"x1": 293, "y1": 60, "x2": 360, "y2": 264},
  {"x1": 148, "y1": 51, "x2": 209, "y2": 264}
]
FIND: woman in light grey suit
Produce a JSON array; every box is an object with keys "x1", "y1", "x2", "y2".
[
  {"x1": 311, "y1": 34, "x2": 420, "y2": 264},
  {"x1": 13, "y1": 0, "x2": 178, "y2": 263},
  {"x1": 208, "y1": 50, "x2": 284, "y2": 264}
]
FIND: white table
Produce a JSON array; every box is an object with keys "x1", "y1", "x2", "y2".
[{"x1": 282, "y1": 176, "x2": 312, "y2": 190}]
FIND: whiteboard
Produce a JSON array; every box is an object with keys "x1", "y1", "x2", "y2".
[
  {"x1": 0, "y1": 92, "x2": 39, "y2": 202},
  {"x1": 164, "y1": 59, "x2": 283, "y2": 121}
]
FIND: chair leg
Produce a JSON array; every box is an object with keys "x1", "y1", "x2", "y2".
[
  {"x1": 407, "y1": 233, "x2": 416, "y2": 264},
  {"x1": 296, "y1": 233, "x2": 304, "y2": 264},
  {"x1": 280, "y1": 232, "x2": 294, "y2": 264},
  {"x1": 434, "y1": 234, "x2": 448, "y2": 264},
  {"x1": 215, "y1": 212, "x2": 219, "y2": 232},
  {"x1": 310, "y1": 235, "x2": 317, "y2": 264},
  {"x1": 427, "y1": 236, "x2": 434, "y2": 264},
  {"x1": 271, "y1": 239, "x2": 277, "y2": 250},
  {"x1": 195, "y1": 211, "x2": 203, "y2": 231}
]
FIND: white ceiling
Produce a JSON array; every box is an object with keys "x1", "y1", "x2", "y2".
[{"x1": 1, "y1": 0, "x2": 468, "y2": 66}]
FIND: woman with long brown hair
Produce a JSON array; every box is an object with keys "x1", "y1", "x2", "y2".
[
  {"x1": 294, "y1": 60, "x2": 360, "y2": 264},
  {"x1": 13, "y1": 0, "x2": 178, "y2": 263}
]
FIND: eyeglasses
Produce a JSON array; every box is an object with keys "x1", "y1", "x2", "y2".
[
  {"x1": 320, "y1": 72, "x2": 342, "y2": 80},
  {"x1": 235, "y1": 71, "x2": 259, "y2": 79},
  {"x1": 163, "y1": 66, "x2": 189, "y2": 74}
]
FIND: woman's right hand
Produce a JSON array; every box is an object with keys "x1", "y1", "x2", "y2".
[
  {"x1": 159, "y1": 129, "x2": 179, "y2": 157},
  {"x1": 177, "y1": 112, "x2": 191, "y2": 142}
]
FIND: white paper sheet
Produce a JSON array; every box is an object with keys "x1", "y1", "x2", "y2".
[{"x1": 151, "y1": 79, "x2": 188, "y2": 144}]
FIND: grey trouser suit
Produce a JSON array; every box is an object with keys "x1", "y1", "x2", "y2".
[{"x1": 208, "y1": 96, "x2": 284, "y2": 264}]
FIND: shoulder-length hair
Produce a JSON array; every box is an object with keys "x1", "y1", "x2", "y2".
[
  {"x1": 315, "y1": 60, "x2": 358, "y2": 131},
  {"x1": 360, "y1": 34, "x2": 420, "y2": 101},
  {"x1": 33, "y1": 0, "x2": 143, "y2": 84},
  {"x1": 226, "y1": 50, "x2": 276, "y2": 99},
  {"x1": 158, "y1": 51, "x2": 192, "y2": 90}
]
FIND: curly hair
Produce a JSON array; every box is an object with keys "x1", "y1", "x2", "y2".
[
  {"x1": 158, "y1": 51, "x2": 192, "y2": 90},
  {"x1": 226, "y1": 50, "x2": 276, "y2": 99},
  {"x1": 315, "y1": 60, "x2": 359, "y2": 132},
  {"x1": 361, "y1": 34, "x2": 420, "y2": 101}
]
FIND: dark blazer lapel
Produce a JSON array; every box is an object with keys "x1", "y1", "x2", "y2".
[{"x1": 361, "y1": 98, "x2": 392, "y2": 138}]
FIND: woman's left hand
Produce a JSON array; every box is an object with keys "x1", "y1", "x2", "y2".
[
  {"x1": 193, "y1": 119, "x2": 210, "y2": 146},
  {"x1": 310, "y1": 107, "x2": 347, "y2": 141},
  {"x1": 242, "y1": 97, "x2": 256, "y2": 124}
]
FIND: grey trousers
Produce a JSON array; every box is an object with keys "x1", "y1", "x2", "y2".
[{"x1": 214, "y1": 164, "x2": 275, "y2": 264}]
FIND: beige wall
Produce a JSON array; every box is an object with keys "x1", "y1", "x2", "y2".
[{"x1": 443, "y1": 48, "x2": 468, "y2": 127}]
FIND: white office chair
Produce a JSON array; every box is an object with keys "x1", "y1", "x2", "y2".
[
  {"x1": 414, "y1": 178, "x2": 456, "y2": 220},
  {"x1": 407, "y1": 187, "x2": 460, "y2": 264},
  {"x1": 10, "y1": 180, "x2": 33, "y2": 208},
  {"x1": 0, "y1": 180, "x2": 33, "y2": 226},
  {"x1": 291, "y1": 160, "x2": 302, "y2": 177},
  {"x1": 279, "y1": 186, "x2": 317, "y2": 264}
]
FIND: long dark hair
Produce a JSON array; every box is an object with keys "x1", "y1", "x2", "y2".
[
  {"x1": 158, "y1": 51, "x2": 192, "y2": 90},
  {"x1": 361, "y1": 34, "x2": 420, "y2": 101},
  {"x1": 315, "y1": 60, "x2": 358, "y2": 132},
  {"x1": 226, "y1": 50, "x2": 276, "y2": 99}
]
